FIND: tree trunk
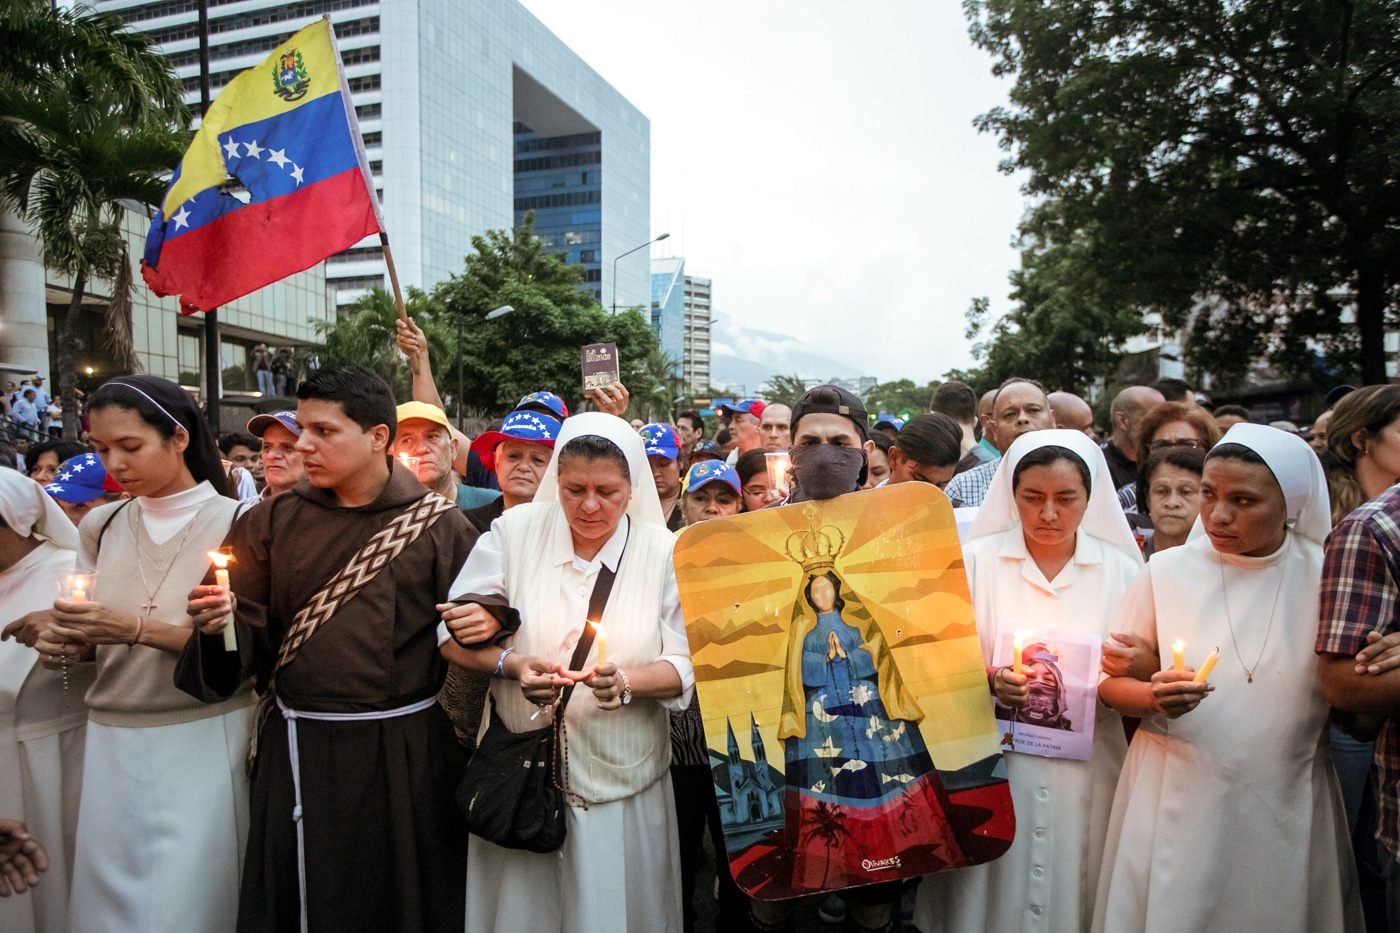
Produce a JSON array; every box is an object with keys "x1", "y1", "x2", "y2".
[
  {"x1": 1356, "y1": 265, "x2": 1388, "y2": 386},
  {"x1": 60, "y1": 270, "x2": 85, "y2": 441}
]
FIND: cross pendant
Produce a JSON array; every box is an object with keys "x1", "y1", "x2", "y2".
[{"x1": 140, "y1": 600, "x2": 157, "y2": 614}]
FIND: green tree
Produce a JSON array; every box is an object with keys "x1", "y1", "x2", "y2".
[
  {"x1": 762, "y1": 374, "x2": 811, "y2": 408},
  {"x1": 313, "y1": 287, "x2": 453, "y2": 401},
  {"x1": 628, "y1": 349, "x2": 683, "y2": 424},
  {"x1": 863, "y1": 378, "x2": 941, "y2": 421},
  {"x1": 967, "y1": 0, "x2": 1400, "y2": 386},
  {"x1": 0, "y1": 0, "x2": 187, "y2": 438}
]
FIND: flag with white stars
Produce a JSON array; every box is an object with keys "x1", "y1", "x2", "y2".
[{"x1": 142, "y1": 17, "x2": 383, "y2": 314}]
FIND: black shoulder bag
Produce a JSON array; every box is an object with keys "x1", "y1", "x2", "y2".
[{"x1": 455, "y1": 523, "x2": 627, "y2": 853}]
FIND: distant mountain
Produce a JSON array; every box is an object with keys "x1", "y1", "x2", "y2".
[{"x1": 708, "y1": 313, "x2": 863, "y2": 394}]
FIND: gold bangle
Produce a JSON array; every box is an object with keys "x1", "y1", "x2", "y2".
[{"x1": 129, "y1": 616, "x2": 145, "y2": 649}]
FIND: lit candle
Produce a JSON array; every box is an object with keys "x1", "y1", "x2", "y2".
[
  {"x1": 71, "y1": 583, "x2": 86, "y2": 603},
  {"x1": 595, "y1": 623, "x2": 607, "y2": 667},
  {"x1": 1012, "y1": 631, "x2": 1028, "y2": 676},
  {"x1": 1172, "y1": 639, "x2": 1185, "y2": 672},
  {"x1": 765, "y1": 451, "x2": 791, "y2": 498},
  {"x1": 1192, "y1": 647, "x2": 1219, "y2": 684},
  {"x1": 207, "y1": 551, "x2": 238, "y2": 652}
]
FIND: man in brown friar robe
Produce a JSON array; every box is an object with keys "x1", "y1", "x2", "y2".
[{"x1": 176, "y1": 366, "x2": 499, "y2": 933}]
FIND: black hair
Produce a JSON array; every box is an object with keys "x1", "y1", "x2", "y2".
[
  {"x1": 735, "y1": 448, "x2": 769, "y2": 485},
  {"x1": 714, "y1": 427, "x2": 732, "y2": 447},
  {"x1": 871, "y1": 432, "x2": 894, "y2": 455},
  {"x1": 218, "y1": 432, "x2": 260, "y2": 455},
  {"x1": 556, "y1": 435, "x2": 629, "y2": 480},
  {"x1": 895, "y1": 413, "x2": 963, "y2": 467},
  {"x1": 1012, "y1": 445, "x2": 1092, "y2": 495},
  {"x1": 0, "y1": 440, "x2": 17, "y2": 471},
  {"x1": 26, "y1": 440, "x2": 90, "y2": 476},
  {"x1": 1213, "y1": 404, "x2": 1253, "y2": 422},
  {"x1": 297, "y1": 365, "x2": 397, "y2": 445},
  {"x1": 1204, "y1": 442, "x2": 1266, "y2": 468},
  {"x1": 89, "y1": 376, "x2": 233, "y2": 498},
  {"x1": 1154, "y1": 378, "x2": 1194, "y2": 402},
  {"x1": 677, "y1": 410, "x2": 704, "y2": 436},
  {"x1": 930, "y1": 381, "x2": 978, "y2": 423},
  {"x1": 1137, "y1": 445, "x2": 1207, "y2": 516},
  {"x1": 803, "y1": 571, "x2": 847, "y2": 614}
]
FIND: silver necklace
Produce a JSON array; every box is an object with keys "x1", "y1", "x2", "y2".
[
  {"x1": 130, "y1": 499, "x2": 212, "y2": 615},
  {"x1": 1218, "y1": 536, "x2": 1290, "y2": 684}
]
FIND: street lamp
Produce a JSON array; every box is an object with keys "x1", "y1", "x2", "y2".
[
  {"x1": 611, "y1": 233, "x2": 670, "y2": 315},
  {"x1": 457, "y1": 305, "x2": 513, "y2": 430}
]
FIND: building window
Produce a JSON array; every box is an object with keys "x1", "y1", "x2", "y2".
[{"x1": 166, "y1": 17, "x2": 378, "y2": 67}]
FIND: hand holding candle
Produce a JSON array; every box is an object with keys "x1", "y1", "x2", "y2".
[
  {"x1": 1172, "y1": 639, "x2": 1185, "y2": 672},
  {"x1": 1192, "y1": 647, "x2": 1219, "y2": 683},
  {"x1": 206, "y1": 550, "x2": 238, "y2": 652}
]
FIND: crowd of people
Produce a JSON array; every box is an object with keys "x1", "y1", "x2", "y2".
[{"x1": 0, "y1": 351, "x2": 1398, "y2": 933}]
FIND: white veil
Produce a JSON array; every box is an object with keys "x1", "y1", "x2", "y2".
[
  {"x1": 0, "y1": 468, "x2": 79, "y2": 551},
  {"x1": 533, "y1": 412, "x2": 666, "y2": 528},
  {"x1": 969, "y1": 428, "x2": 1143, "y2": 566},
  {"x1": 1189, "y1": 422, "x2": 1332, "y2": 547}
]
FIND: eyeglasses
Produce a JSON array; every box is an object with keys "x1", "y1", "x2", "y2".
[{"x1": 1149, "y1": 438, "x2": 1207, "y2": 451}]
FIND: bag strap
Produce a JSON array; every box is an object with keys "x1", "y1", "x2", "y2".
[
  {"x1": 558, "y1": 516, "x2": 630, "y2": 712},
  {"x1": 95, "y1": 498, "x2": 135, "y2": 557},
  {"x1": 274, "y1": 491, "x2": 456, "y2": 678}
]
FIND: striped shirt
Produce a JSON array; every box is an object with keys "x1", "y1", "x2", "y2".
[{"x1": 1316, "y1": 484, "x2": 1400, "y2": 861}]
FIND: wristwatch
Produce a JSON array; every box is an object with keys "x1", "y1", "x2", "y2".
[{"x1": 618, "y1": 669, "x2": 632, "y2": 705}]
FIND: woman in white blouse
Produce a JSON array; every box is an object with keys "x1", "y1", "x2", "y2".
[{"x1": 440, "y1": 412, "x2": 693, "y2": 933}]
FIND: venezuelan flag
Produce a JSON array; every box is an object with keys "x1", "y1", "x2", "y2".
[{"x1": 142, "y1": 17, "x2": 383, "y2": 313}]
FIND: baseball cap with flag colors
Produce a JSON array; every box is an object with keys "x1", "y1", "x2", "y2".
[
  {"x1": 717, "y1": 399, "x2": 766, "y2": 420},
  {"x1": 470, "y1": 410, "x2": 562, "y2": 473},
  {"x1": 514, "y1": 391, "x2": 569, "y2": 420},
  {"x1": 44, "y1": 453, "x2": 124, "y2": 504},
  {"x1": 683, "y1": 460, "x2": 741, "y2": 496},
  {"x1": 640, "y1": 423, "x2": 681, "y2": 460}
]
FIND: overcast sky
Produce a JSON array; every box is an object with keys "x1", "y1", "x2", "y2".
[{"x1": 519, "y1": 0, "x2": 1029, "y2": 384}]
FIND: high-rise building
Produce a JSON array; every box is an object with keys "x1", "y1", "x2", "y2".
[
  {"x1": 98, "y1": 0, "x2": 651, "y2": 311},
  {"x1": 650, "y1": 257, "x2": 684, "y2": 365},
  {"x1": 682, "y1": 275, "x2": 712, "y2": 394}
]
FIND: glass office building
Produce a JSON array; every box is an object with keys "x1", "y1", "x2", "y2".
[
  {"x1": 650, "y1": 257, "x2": 685, "y2": 364},
  {"x1": 98, "y1": 0, "x2": 652, "y2": 311}
]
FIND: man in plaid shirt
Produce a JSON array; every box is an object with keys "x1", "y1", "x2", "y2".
[{"x1": 1318, "y1": 484, "x2": 1400, "y2": 925}]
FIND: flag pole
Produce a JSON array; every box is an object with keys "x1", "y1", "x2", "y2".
[
  {"x1": 379, "y1": 232, "x2": 409, "y2": 322},
  {"x1": 198, "y1": 0, "x2": 221, "y2": 430}
]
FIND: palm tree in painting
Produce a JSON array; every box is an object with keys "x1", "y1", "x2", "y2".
[{"x1": 800, "y1": 800, "x2": 851, "y2": 887}]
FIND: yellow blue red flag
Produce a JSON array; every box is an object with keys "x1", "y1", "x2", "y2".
[{"x1": 142, "y1": 18, "x2": 384, "y2": 313}]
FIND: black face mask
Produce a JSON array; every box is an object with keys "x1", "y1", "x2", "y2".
[{"x1": 789, "y1": 444, "x2": 867, "y2": 502}]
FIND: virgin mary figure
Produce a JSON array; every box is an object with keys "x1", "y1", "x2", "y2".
[{"x1": 774, "y1": 511, "x2": 967, "y2": 888}]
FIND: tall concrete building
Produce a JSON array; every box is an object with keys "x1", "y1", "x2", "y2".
[
  {"x1": 682, "y1": 274, "x2": 712, "y2": 394},
  {"x1": 97, "y1": 0, "x2": 652, "y2": 311}
]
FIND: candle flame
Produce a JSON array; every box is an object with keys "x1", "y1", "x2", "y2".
[
  {"x1": 1173, "y1": 638, "x2": 1184, "y2": 651},
  {"x1": 207, "y1": 550, "x2": 232, "y2": 569}
]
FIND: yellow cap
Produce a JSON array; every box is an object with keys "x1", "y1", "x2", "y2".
[{"x1": 395, "y1": 401, "x2": 451, "y2": 431}]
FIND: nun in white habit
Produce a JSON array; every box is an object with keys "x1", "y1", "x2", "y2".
[
  {"x1": 915, "y1": 429, "x2": 1144, "y2": 933},
  {"x1": 1093, "y1": 424, "x2": 1363, "y2": 933},
  {"x1": 440, "y1": 413, "x2": 693, "y2": 933},
  {"x1": 0, "y1": 469, "x2": 93, "y2": 933}
]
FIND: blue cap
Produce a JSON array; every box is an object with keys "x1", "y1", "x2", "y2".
[
  {"x1": 640, "y1": 423, "x2": 681, "y2": 460},
  {"x1": 44, "y1": 452, "x2": 123, "y2": 503},
  {"x1": 470, "y1": 410, "x2": 563, "y2": 473},
  {"x1": 514, "y1": 391, "x2": 569, "y2": 420},
  {"x1": 247, "y1": 410, "x2": 300, "y2": 437},
  {"x1": 716, "y1": 399, "x2": 766, "y2": 420},
  {"x1": 874, "y1": 412, "x2": 905, "y2": 431},
  {"x1": 683, "y1": 460, "x2": 741, "y2": 496},
  {"x1": 690, "y1": 441, "x2": 726, "y2": 462}
]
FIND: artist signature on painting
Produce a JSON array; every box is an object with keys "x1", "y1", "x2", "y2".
[{"x1": 861, "y1": 856, "x2": 902, "y2": 872}]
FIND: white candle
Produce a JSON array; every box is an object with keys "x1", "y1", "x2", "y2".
[
  {"x1": 1172, "y1": 639, "x2": 1185, "y2": 672},
  {"x1": 208, "y1": 552, "x2": 238, "y2": 652},
  {"x1": 595, "y1": 624, "x2": 607, "y2": 667},
  {"x1": 1012, "y1": 631, "x2": 1027, "y2": 676},
  {"x1": 71, "y1": 584, "x2": 86, "y2": 603}
]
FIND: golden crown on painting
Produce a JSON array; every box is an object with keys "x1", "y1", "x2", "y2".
[{"x1": 785, "y1": 505, "x2": 846, "y2": 574}]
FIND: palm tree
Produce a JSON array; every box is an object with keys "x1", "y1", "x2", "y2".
[
  {"x1": 0, "y1": 0, "x2": 187, "y2": 439},
  {"x1": 630, "y1": 348, "x2": 682, "y2": 423},
  {"x1": 800, "y1": 799, "x2": 852, "y2": 888},
  {"x1": 314, "y1": 286, "x2": 451, "y2": 401}
]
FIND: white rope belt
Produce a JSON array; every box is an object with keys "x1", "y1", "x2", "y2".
[{"x1": 276, "y1": 695, "x2": 438, "y2": 933}]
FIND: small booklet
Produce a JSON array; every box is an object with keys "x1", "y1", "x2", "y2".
[
  {"x1": 581, "y1": 342, "x2": 619, "y2": 398},
  {"x1": 991, "y1": 626, "x2": 1101, "y2": 761}
]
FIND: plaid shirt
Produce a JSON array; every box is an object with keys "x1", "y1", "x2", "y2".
[
  {"x1": 944, "y1": 457, "x2": 999, "y2": 507},
  {"x1": 1317, "y1": 485, "x2": 1400, "y2": 861}
]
